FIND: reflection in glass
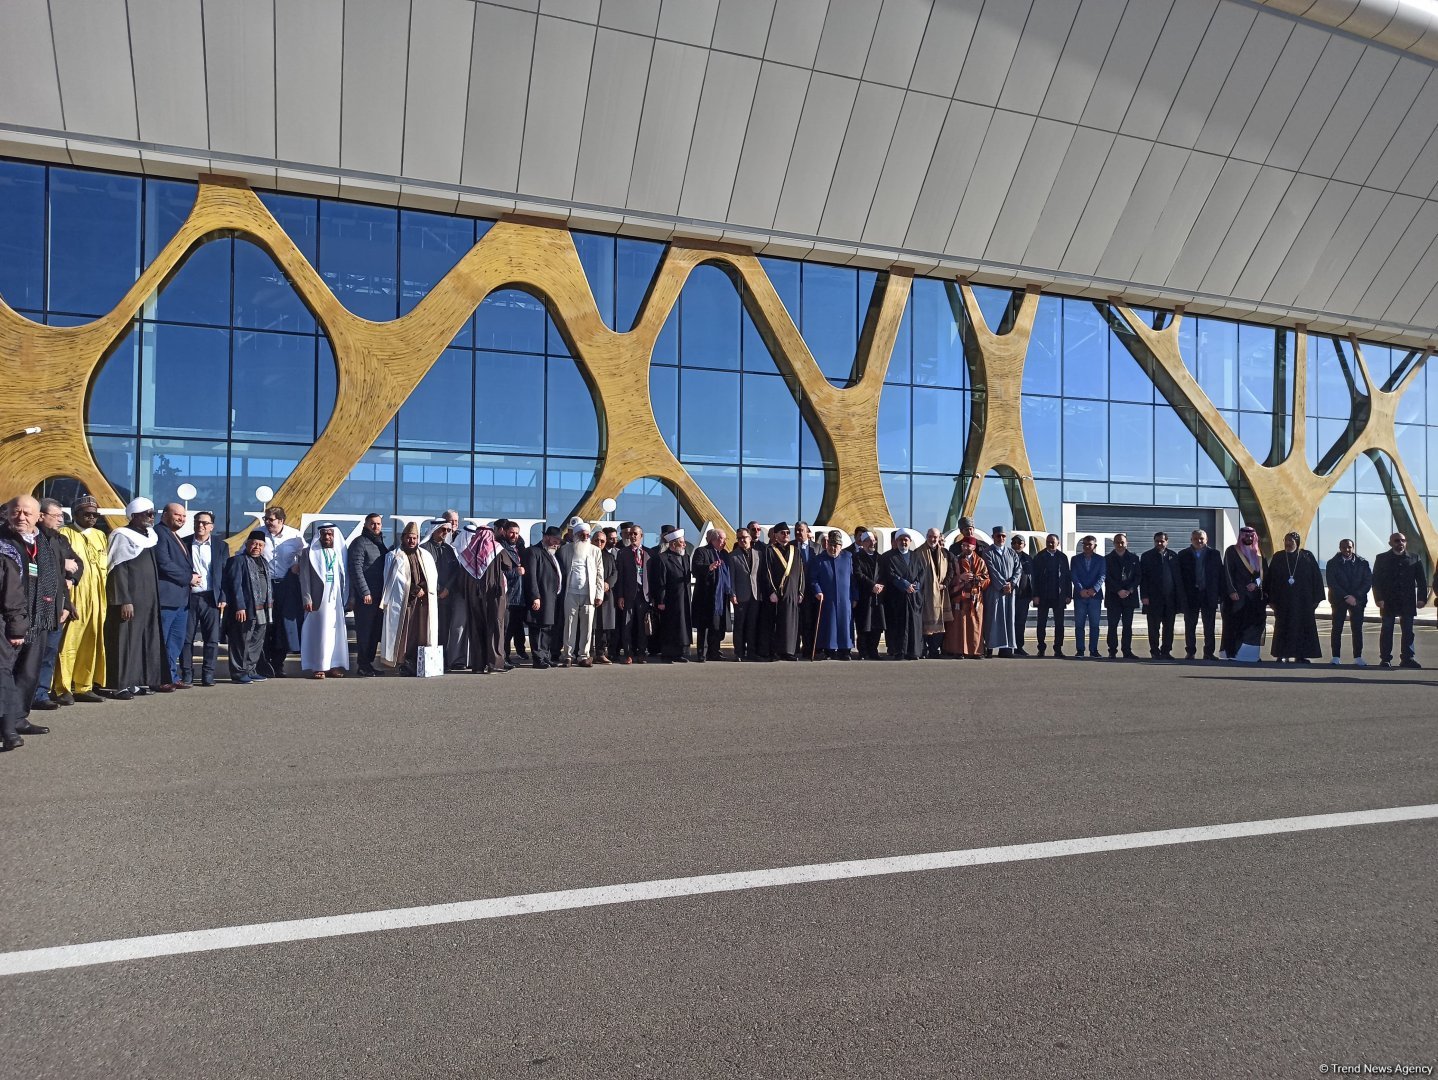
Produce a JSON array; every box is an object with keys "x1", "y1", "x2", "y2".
[
  {"x1": 140, "y1": 439, "x2": 227, "y2": 512},
  {"x1": 1062, "y1": 399, "x2": 1108, "y2": 482},
  {"x1": 1109, "y1": 403, "x2": 1153, "y2": 483},
  {"x1": 474, "y1": 453, "x2": 544, "y2": 518},
  {"x1": 740, "y1": 466, "x2": 798, "y2": 528},
  {"x1": 1023, "y1": 296, "x2": 1061, "y2": 396},
  {"x1": 398, "y1": 451, "x2": 473, "y2": 517},
  {"x1": 881, "y1": 472, "x2": 910, "y2": 529},
  {"x1": 141, "y1": 324, "x2": 230, "y2": 439},
  {"x1": 0, "y1": 160, "x2": 45, "y2": 310},
  {"x1": 911, "y1": 472, "x2": 957, "y2": 530},
  {"x1": 88, "y1": 323, "x2": 141, "y2": 434},
  {"x1": 615, "y1": 477, "x2": 677, "y2": 538},
  {"x1": 545, "y1": 456, "x2": 598, "y2": 522},
  {"x1": 689, "y1": 464, "x2": 741, "y2": 529},
  {"x1": 878, "y1": 384, "x2": 911, "y2": 471},
  {"x1": 89, "y1": 435, "x2": 139, "y2": 506},
  {"x1": 475, "y1": 288, "x2": 546, "y2": 353},
  {"x1": 146, "y1": 181, "x2": 232, "y2": 327},
  {"x1": 910, "y1": 277, "x2": 964, "y2": 388},
  {"x1": 232, "y1": 330, "x2": 316, "y2": 441},
  {"x1": 234, "y1": 192, "x2": 316, "y2": 333},
  {"x1": 616, "y1": 237, "x2": 666, "y2": 334},
  {"x1": 742, "y1": 374, "x2": 800, "y2": 467},
  {"x1": 802, "y1": 263, "x2": 857, "y2": 383},
  {"x1": 1153, "y1": 404, "x2": 1196, "y2": 485},
  {"x1": 229, "y1": 442, "x2": 305, "y2": 532},
  {"x1": 48, "y1": 168, "x2": 142, "y2": 316},
  {"x1": 319, "y1": 202, "x2": 398, "y2": 321},
  {"x1": 546, "y1": 358, "x2": 600, "y2": 457},
  {"x1": 1195, "y1": 318, "x2": 1238, "y2": 411},
  {"x1": 680, "y1": 264, "x2": 741, "y2": 370},
  {"x1": 475, "y1": 351, "x2": 544, "y2": 454},
  {"x1": 399, "y1": 348, "x2": 472, "y2": 450},
  {"x1": 677, "y1": 368, "x2": 739, "y2": 465},
  {"x1": 400, "y1": 210, "x2": 474, "y2": 345},
  {"x1": 574, "y1": 232, "x2": 615, "y2": 328},
  {"x1": 327, "y1": 447, "x2": 398, "y2": 519},
  {"x1": 1022, "y1": 395, "x2": 1061, "y2": 479},
  {"x1": 1062, "y1": 299, "x2": 1108, "y2": 400},
  {"x1": 912, "y1": 387, "x2": 965, "y2": 473}
]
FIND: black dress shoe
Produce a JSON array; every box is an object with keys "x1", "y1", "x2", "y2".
[
  {"x1": 1400, "y1": 658, "x2": 1422, "y2": 669},
  {"x1": 74, "y1": 691, "x2": 105, "y2": 703},
  {"x1": 15, "y1": 723, "x2": 49, "y2": 735},
  {"x1": 57, "y1": 692, "x2": 75, "y2": 706},
  {"x1": 1, "y1": 735, "x2": 22, "y2": 751},
  {"x1": 31, "y1": 698, "x2": 59, "y2": 711},
  {"x1": 356, "y1": 666, "x2": 377, "y2": 678}
]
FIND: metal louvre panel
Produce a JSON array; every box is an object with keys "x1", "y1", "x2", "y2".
[{"x1": 1075, "y1": 505, "x2": 1220, "y2": 548}]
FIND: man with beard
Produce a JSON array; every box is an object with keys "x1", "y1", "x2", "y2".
[
  {"x1": 591, "y1": 527, "x2": 618, "y2": 664},
  {"x1": 1009, "y1": 534, "x2": 1036, "y2": 656},
  {"x1": 794, "y1": 522, "x2": 818, "y2": 660},
  {"x1": 1266, "y1": 530, "x2": 1323, "y2": 664},
  {"x1": 104, "y1": 497, "x2": 169, "y2": 698},
  {"x1": 180, "y1": 510, "x2": 228, "y2": 687},
  {"x1": 1221, "y1": 525, "x2": 1268, "y2": 661},
  {"x1": 1, "y1": 496, "x2": 70, "y2": 730},
  {"x1": 421, "y1": 518, "x2": 462, "y2": 666},
  {"x1": 1325, "y1": 538, "x2": 1371, "y2": 667},
  {"x1": 809, "y1": 530, "x2": 853, "y2": 660},
  {"x1": 260, "y1": 506, "x2": 305, "y2": 678},
  {"x1": 690, "y1": 529, "x2": 733, "y2": 662},
  {"x1": 1139, "y1": 532, "x2": 1180, "y2": 661},
  {"x1": 498, "y1": 520, "x2": 528, "y2": 663},
  {"x1": 727, "y1": 528, "x2": 766, "y2": 661},
  {"x1": 1030, "y1": 533, "x2": 1070, "y2": 658},
  {"x1": 1104, "y1": 533, "x2": 1141, "y2": 660},
  {"x1": 221, "y1": 530, "x2": 272, "y2": 684},
  {"x1": 298, "y1": 523, "x2": 350, "y2": 679},
  {"x1": 850, "y1": 528, "x2": 886, "y2": 660},
  {"x1": 651, "y1": 528, "x2": 693, "y2": 662},
  {"x1": 614, "y1": 523, "x2": 652, "y2": 665},
  {"x1": 379, "y1": 522, "x2": 439, "y2": 675},
  {"x1": 1371, "y1": 531, "x2": 1428, "y2": 669},
  {"x1": 348, "y1": 513, "x2": 389, "y2": 678},
  {"x1": 557, "y1": 520, "x2": 604, "y2": 668},
  {"x1": 154, "y1": 503, "x2": 199, "y2": 689},
  {"x1": 459, "y1": 523, "x2": 515, "y2": 674},
  {"x1": 523, "y1": 527, "x2": 564, "y2": 668},
  {"x1": 918, "y1": 528, "x2": 953, "y2": 659},
  {"x1": 881, "y1": 529, "x2": 926, "y2": 660},
  {"x1": 1178, "y1": 529, "x2": 1223, "y2": 661},
  {"x1": 982, "y1": 526, "x2": 1022, "y2": 658},
  {"x1": 1070, "y1": 536, "x2": 1106, "y2": 659},
  {"x1": 763, "y1": 523, "x2": 806, "y2": 661},
  {"x1": 55, "y1": 495, "x2": 107, "y2": 704}
]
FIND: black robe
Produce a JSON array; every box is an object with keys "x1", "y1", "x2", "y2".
[
  {"x1": 651, "y1": 549, "x2": 692, "y2": 658},
  {"x1": 105, "y1": 547, "x2": 168, "y2": 690},
  {"x1": 763, "y1": 542, "x2": 805, "y2": 659},
  {"x1": 1220, "y1": 546, "x2": 1269, "y2": 657},
  {"x1": 690, "y1": 545, "x2": 732, "y2": 632},
  {"x1": 881, "y1": 547, "x2": 927, "y2": 659},
  {"x1": 851, "y1": 549, "x2": 886, "y2": 632},
  {"x1": 1266, "y1": 548, "x2": 1323, "y2": 659}
]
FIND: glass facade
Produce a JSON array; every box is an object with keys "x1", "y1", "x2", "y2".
[{"x1": 2, "y1": 158, "x2": 1434, "y2": 554}]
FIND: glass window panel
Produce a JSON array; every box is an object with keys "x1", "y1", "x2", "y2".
[
  {"x1": 1153, "y1": 404, "x2": 1196, "y2": 485},
  {"x1": 1062, "y1": 298, "x2": 1108, "y2": 399},
  {"x1": 1023, "y1": 296, "x2": 1062, "y2": 396},
  {"x1": 912, "y1": 473, "x2": 960, "y2": 530},
  {"x1": 1034, "y1": 479, "x2": 1062, "y2": 538},
  {"x1": 1064, "y1": 481, "x2": 1108, "y2": 503},
  {"x1": 650, "y1": 364, "x2": 678, "y2": 456},
  {"x1": 1316, "y1": 491, "x2": 1356, "y2": 566},
  {"x1": 319, "y1": 202, "x2": 398, "y2": 320},
  {"x1": 1355, "y1": 492, "x2": 1390, "y2": 556},
  {"x1": 475, "y1": 288, "x2": 546, "y2": 353},
  {"x1": 881, "y1": 472, "x2": 911, "y2": 529},
  {"x1": 1430, "y1": 428, "x2": 1438, "y2": 497},
  {"x1": 141, "y1": 324, "x2": 230, "y2": 439},
  {"x1": 0, "y1": 160, "x2": 45, "y2": 309},
  {"x1": 970, "y1": 471, "x2": 1015, "y2": 534},
  {"x1": 1397, "y1": 424, "x2": 1426, "y2": 494},
  {"x1": 90, "y1": 435, "x2": 139, "y2": 506},
  {"x1": 573, "y1": 231, "x2": 615, "y2": 328},
  {"x1": 229, "y1": 442, "x2": 306, "y2": 533},
  {"x1": 1022, "y1": 395, "x2": 1061, "y2": 479},
  {"x1": 616, "y1": 237, "x2": 666, "y2": 333},
  {"x1": 233, "y1": 192, "x2": 316, "y2": 332},
  {"x1": 1237, "y1": 323, "x2": 1281, "y2": 413},
  {"x1": 740, "y1": 466, "x2": 798, "y2": 527},
  {"x1": 1238, "y1": 410, "x2": 1277, "y2": 464},
  {"x1": 1109, "y1": 403, "x2": 1153, "y2": 482},
  {"x1": 971, "y1": 285, "x2": 1015, "y2": 334},
  {"x1": 1311, "y1": 334, "x2": 1359, "y2": 419},
  {"x1": 1394, "y1": 348, "x2": 1425, "y2": 424},
  {"x1": 1153, "y1": 485, "x2": 1196, "y2": 507},
  {"x1": 87, "y1": 322, "x2": 141, "y2": 434},
  {"x1": 799, "y1": 402, "x2": 831, "y2": 469},
  {"x1": 912, "y1": 387, "x2": 966, "y2": 473},
  {"x1": 800, "y1": 468, "x2": 826, "y2": 525},
  {"x1": 315, "y1": 338, "x2": 375, "y2": 442},
  {"x1": 910, "y1": 277, "x2": 964, "y2": 388},
  {"x1": 1063, "y1": 399, "x2": 1108, "y2": 482},
  {"x1": 801, "y1": 263, "x2": 857, "y2": 383},
  {"x1": 1177, "y1": 314, "x2": 1196, "y2": 379},
  {"x1": 145, "y1": 181, "x2": 231, "y2": 326},
  {"x1": 231, "y1": 330, "x2": 316, "y2": 441},
  {"x1": 1199, "y1": 485, "x2": 1237, "y2": 509},
  {"x1": 744, "y1": 257, "x2": 800, "y2": 374},
  {"x1": 680, "y1": 263, "x2": 741, "y2": 370},
  {"x1": 545, "y1": 456, "x2": 597, "y2": 524},
  {"x1": 742, "y1": 373, "x2": 800, "y2": 467},
  {"x1": 614, "y1": 477, "x2": 676, "y2": 539},
  {"x1": 475, "y1": 351, "x2": 543, "y2": 453},
  {"x1": 398, "y1": 348, "x2": 472, "y2": 450},
  {"x1": 400, "y1": 210, "x2": 474, "y2": 345},
  {"x1": 688, "y1": 464, "x2": 740, "y2": 530},
  {"x1": 398, "y1": 450, "x2": 472, "y2": 518},
  {"x1": 1354, "y1": 452, "x2": 1383, "y2": 495},
  {"x1": 1315, "y1": 419, "x2": 1353, "y2": 484},
  {"x1": 327, "y1": 447, "x2": 397, "y2": 519},
  {"x1": 48, "y1": 168, "x2": 142, "y2": 316},
  {"x1": 546, "y1": 357, "x2": 599, "y2": 456},
  {"x1": 1109, "y1": 334, "x2": 1152, "y2": 403},
  {"x1": 887, "y1": 288, "x2": 913, "y2": 385},
  {"x1": 140, "y1": 438, "x2": 227, "y2": 514},
  {"x1": 878, "y1": 383, "x2": 911, "y2": 471},
  {"x1": 474, "y1": 452, "x2": 543, "y2": 519},
  {"x1": 740, "y1": 303, "x2": 782, "y2": 376},
  {"x1": 1195, "y1": 318, "x2": 1238, "y2": 410},
  {"x1": 680, "y1": 368, "x2": 740, "y2": 464}
]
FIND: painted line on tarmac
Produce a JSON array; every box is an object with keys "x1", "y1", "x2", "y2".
[{"x1": 2, "y1": 803, "x2": 1434, "y2": 977}]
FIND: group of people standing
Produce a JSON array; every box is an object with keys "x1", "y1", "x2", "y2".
[{"x1": 2, "y1": 489, "x2": 1434, "y2": 753}]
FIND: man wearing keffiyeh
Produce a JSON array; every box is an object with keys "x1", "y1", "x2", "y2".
[
  {"x1": 459, "y1": 523, "x2": 515, "y2": 674},
  {"x1": 1221, "y1": 524, "x2": 1269, "y2": 660}
]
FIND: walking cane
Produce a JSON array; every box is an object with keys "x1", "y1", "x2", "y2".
[{"x1": 810, "y1": 592, "x2": 824, "y2": 660}]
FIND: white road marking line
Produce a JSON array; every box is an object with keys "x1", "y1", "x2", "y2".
[{"x1": 2, "y1": 803, "x2": 1434, "y2": 977}]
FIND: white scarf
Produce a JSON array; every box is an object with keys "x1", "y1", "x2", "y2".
[{"x1": 108, "y1": 525, "x2": 158, "y2": 569}]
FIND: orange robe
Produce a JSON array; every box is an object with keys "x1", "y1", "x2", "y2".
[{"x1": 942, "y1": 552, "x2": 989, "y2": 657}]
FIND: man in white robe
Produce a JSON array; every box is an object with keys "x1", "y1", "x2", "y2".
[
  {"x1": 298, "y1": 522, "x2": 350, "y2": 679},
  {"x1": 379, "y1": 521, "x2": 439, "y2": 674}
]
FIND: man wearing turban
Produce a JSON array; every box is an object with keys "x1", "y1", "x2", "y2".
[{"x1": 104, "y1": 497, "x2": 169, "y2": 697}]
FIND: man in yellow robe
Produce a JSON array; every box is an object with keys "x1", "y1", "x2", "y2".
[{"x1": 55, "y1": 495, "x2": 107, "y2": 704}]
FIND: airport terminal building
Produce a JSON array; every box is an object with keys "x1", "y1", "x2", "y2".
[{"x1": 1, "y1": 0, "x2": 1436, "y2": 558}]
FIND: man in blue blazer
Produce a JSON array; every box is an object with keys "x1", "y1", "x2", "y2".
[
  {"x1": 181, "y1": 510, "x2": 229, "y2": 687},
  {"x1": 155, "y1": 503, "x2": 200, "y2": 689}
]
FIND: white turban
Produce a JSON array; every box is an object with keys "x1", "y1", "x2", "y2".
[
  {"x1": 569, "y1": 518, "x2": 591, "y2": 535},
  {"x1": 663, "y1": 528, "x2": 684, "y2": 543},
  {"x1": 124, "y1": 496, "x2": 154, "y2": 516}
]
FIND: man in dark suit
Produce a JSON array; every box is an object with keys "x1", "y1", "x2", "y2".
[
  {"x1": 1009, "y1": 534, "x2": 1035, "y2": 655},
  {"x1": 521, "y1": 526, "x2": 563, "y2": 669},
  {"x1": 155, "y1": 503, "x2": 200, "y2": 689},
  {"x1": 1372, "y1": 531, "x2": 1429, "y2": 669},
  {"x1": 1030, "y1": 533, "x2": 1071, "y2": 658},
  {"x1": 347, "y1": 513, "x2": 389, "y2": 678},
  {"x1": 1177, "y1": 528, "x2": 1223, "y2": 660},
  {"x1": 1104, "y1": 533, "x2": 1141, "y2": 660},
  {"x1": 614, "y1": 523, "x2": 652, "y2": 664},
  {"x1": 1139, "y1": 531, "x2": 1181, "y2": 660},
  {"x1": 222, "y1": 530, "x2": 272, "y2": 684},
  {"x1": 727, "y1": 527, "x2": 766, "y2": 661},
  {"x1": 180, "y1": 509, "x2": 229, "y2": 687}
]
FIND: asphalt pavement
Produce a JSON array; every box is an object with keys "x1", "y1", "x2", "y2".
[{"x1": 1, "y1": 629, "x2": 1434, "y2": 1078}]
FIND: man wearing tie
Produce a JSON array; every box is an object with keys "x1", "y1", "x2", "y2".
[{"x1": 181, "y1": 510, "x2": 229, "y2": 687}]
